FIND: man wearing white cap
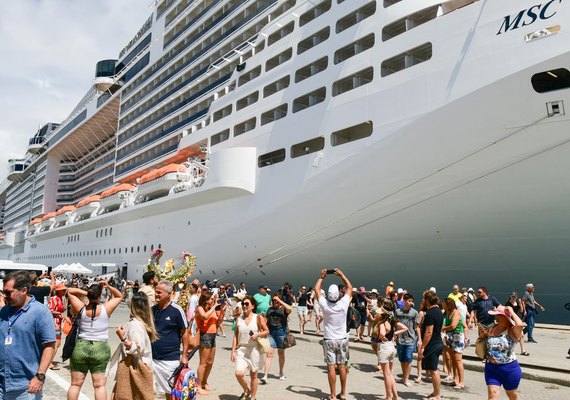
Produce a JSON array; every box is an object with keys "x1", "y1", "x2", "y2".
[
  {"x1": 314, "y1": 268, "x2": 353, "y2": 400},
  {"x1": 522, "y1": 283, "x2": 545, "y2": 343}
]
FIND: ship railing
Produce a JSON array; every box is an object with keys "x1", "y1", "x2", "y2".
[{"x1": 170, "y1": 157, "x2": 209, "y2": 194}]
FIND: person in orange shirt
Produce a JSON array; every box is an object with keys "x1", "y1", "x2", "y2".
[{"x1": 385, "y1": 281, "x2": 394, "y2": 297}]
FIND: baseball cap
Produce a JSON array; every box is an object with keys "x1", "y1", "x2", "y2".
[
  {"x1": 389, "y1": 281, "x2": 394, "y2": 285},
  {"x1": 328, "y1": 284, "x2": 340, "y2": 301},
  {"x1": 370, "y1": 289, "x2": 378, "y2": 294},
  {"x1": 429, "y1": 286, "x2": 437, "y2": 293},
  {"x1": 397, "y1": 288, "x2": 404, "y2": 294},
  {"x1": 259, "y1": 284, "x2": 268, "y2": 289}
]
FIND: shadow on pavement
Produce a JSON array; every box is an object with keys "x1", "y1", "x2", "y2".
[{"x1": 285, "y1": 385, "x2": 327, "y2": 398}]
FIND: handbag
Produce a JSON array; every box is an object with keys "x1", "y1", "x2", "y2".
[
  {"x1": 283, "y1": 331, "x2": 296, "y2": 348},
  {"x1": 62, "y1": 316, "x2": 73, "y2": 335},
  {"x1": 188, "y1": 320, "x2": 200, "y2": 349},
  {"x1": 257, "y1": 337, "x2": 270, "y2": 353},
  {"x1": 62, "y1": 306, "x2": 84, "y2": 362},
  {"x1": 113, "y1": 349, "x2": 154, "y2": 400},
  {"x1": 475, "y1": 337, "x2": 487, "y2": 359}
]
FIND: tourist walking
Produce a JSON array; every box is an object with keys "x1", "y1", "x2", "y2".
[
  {"x1": 395, "y1": 293, "x2": 421, "y2": 386},
  {"x1": 351, "y1": 287, "x2": 368, "y2": 341},
  {"x1": 505, "y1": 292, "x2": 528, "y2": 356},
  {"x1": 151, "y1": 281, "x2": 189, "y2": 400},
  {"x1": 419, "y1": 291, "x2": 444, "y2": 400},
  {"x1": 111, "y1": 291, "x2": 158, "y2": 400},
  {"x1": 0, "y1": 271, "x2": 56, "y2": 399},
  {"x1": 471, "y1": 287, "x2": 501, "y2": 339},
  {"x1": 442, "y1": 298, "x2": 467, "y2": 389},
  {"x1": 314, "y1": 268, "x2": 353, "y2": 400},
  {"x1": 67, "y1": 280, "x2": 123, "y2": 400},
  {"x1": 139, "y1": 271, "x2": 158, "y2": 306},
  {"x1": 484, "y1": 305, "x2": 524, "y2": 400},
  {"x1": 231, "y1": 295, "x2": 270, "y2": 400},
  {"x1": 47, "y1": 283, "x2": 67, "y2": 370},
  {"x1": 253, "y1": 285, "x2": 271, "y2": 316},
  {"x1": 296, "y1": 286, "x2": 309, "y2": 334},
  {"x1": 522, "y1": 283, "x2": 545, "y2": 343},
  {"x1": 195, "y1": 290, "x2": 220, "y2": 395},
  {"x1": 311, "y1": 288, "x2": 324, "y2": 334},
  {"x1": 374, "y1": 300, "x2": 408, "y2": 400},
  {"x1": 262, "y1": 294, "x2": 292, "y2": 383}
]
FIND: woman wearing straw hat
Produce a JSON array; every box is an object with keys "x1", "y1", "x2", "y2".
[{"x1": 484, "y1": 305, "x2": 524, "y2": 400}]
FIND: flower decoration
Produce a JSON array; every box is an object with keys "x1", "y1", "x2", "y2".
[{"x1": 146, "y1": 249, "x2": 196, "y2": 284}]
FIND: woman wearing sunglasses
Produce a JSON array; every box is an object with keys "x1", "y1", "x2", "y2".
[
  {"x1": 504, "y1": 292, "x2": 529, "y2": 356},
  {"x1": 231, "y1": 295, "x2": 269, "y2": 400},
  {"x1": 261, "y1": 294, "x2": 292, "y2": 383}
]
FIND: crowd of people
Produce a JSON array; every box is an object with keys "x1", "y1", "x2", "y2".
[{"x1": 0, "y1": 267, "x2": 549, "y2": 400}]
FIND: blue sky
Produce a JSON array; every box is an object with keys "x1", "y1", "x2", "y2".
[{"x1": 0, "y1": 0, "x2": 152, "y2": 180}]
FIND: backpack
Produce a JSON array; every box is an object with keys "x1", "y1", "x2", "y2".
[
  {"x1": 346, "y1": 306, "x2": 361, "y2": 332},
  {"x1": 169, "y1": 365, "x2": 197, "y2": 400}
]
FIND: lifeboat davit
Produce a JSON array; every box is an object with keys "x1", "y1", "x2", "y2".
[
  {"x1": 54, "y1": 205, "x2": 77, "y2": 227},
  {"x1": 136, "y1": 164, "x2": 187, "y2": 203},
  {"x1": 40, "y1": 212, "x2": 57, "y2": 231},
  {"x1": 75, "y1": 195, "x2": 101, "y2": 220},
  {"x1": 99, "y1": 183, "x2": 135, "y2": 213},
  {"x1": 27, "y1": 218, "x2": 43, "y2": 235}
]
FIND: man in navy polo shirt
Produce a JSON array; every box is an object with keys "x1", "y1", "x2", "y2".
[
  {"x1": 1, "y1": 271, "x2": 56, "y2": 400},
  {"x1": 152, "y1": 280, "x2": 189, "y2": 400}
]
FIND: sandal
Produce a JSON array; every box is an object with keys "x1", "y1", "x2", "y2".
[
  {"x1": 238, "y1": 392, "x2": 250, "y2": 400},
  {"x1": 521, "y1": 351, "x2": 530, "y2": 356},
  {"x1": 336, "y1": 395, "x2": 347, "y2": 400}
]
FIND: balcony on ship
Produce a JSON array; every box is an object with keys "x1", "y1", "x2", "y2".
[
  {"x1": 28, "y1": 136, "x2": 46, "y2": 154},
  {"x1": 7, "y1": 159, "x2": 29, "y2": 182}
]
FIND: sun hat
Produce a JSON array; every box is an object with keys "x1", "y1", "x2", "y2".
[
  {"x1": 358, "y1": 286, "x2": 366, "y2": 294},
  {"x1": 488, "y1": 305, "x2": 515, "y2": 326},
  {"x1": 55, "y1": 283, "x2": 67, "y2": 291},
  {"x1": 468, "y1": 288, "x2": 474, "y2": 292},
  {"x1": 526, "y1": 283, "x2": 534, "y2": 288},
  {"x1": 234, "y1": 292, "x2": 246, "y2": 300},
  {"x1": 370, "y1": 289, "x2": 378, "y2": 294},
  {"x1": 328, "y1": 284, "x2": 340, "y2": 301}
]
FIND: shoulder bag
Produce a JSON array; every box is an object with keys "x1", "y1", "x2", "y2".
[
  {"x1": 283, "y1": 330, "x2": 296, "y2": 348},
  {"x1": 256, "y1": 314, "x2": 270, "y2": 353},
  {"x1": 113, "y1": 348, "x2": 154, "y2": 400},
  {"x1": 62, "y1": 306, "x2": 85, "y2": 362}
]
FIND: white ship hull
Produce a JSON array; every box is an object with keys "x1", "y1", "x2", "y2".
[{"x1": 3, "y1": 0, "x2": 570, "y2": 323}]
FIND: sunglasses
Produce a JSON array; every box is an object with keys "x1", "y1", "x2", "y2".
[
  {"x1": 242, "y1": 302, "x2": 251, "y2": 306},
  {"x1": 2, "y1": 289, "x2": 16, "y2": 296}
]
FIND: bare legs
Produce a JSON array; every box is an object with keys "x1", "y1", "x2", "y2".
[
  {"x1": 380, "y1": 361, "x2": 399, "y2": 400},
  {"x1": 453, "y1": 351, "x2": 465, "y2": 388},
  {"x1": 299, "y1": 313, "x2": 307, "y2": 334},
  {"x1": 264, "y1": 347, "x2": 286, "y2": 380},
  {"x1": 427, "y1": 369, "x2": 441, "y2": 400},
  {"x1": 326, "y1": 364, "x2": 347, "y2": 399},
  {"x1": 400, "y1": 361, "x2": 412, "y2": 385},
  {"x1": 67, "y1": 371, "x2": 107, "y2": 400},
  {"x1": 197, "y1": 346, "x2": 216, "y2": 394},
  {"x1": 488, "y1": 385, "x2": 521, "y2": 400},
  {"x1": 236, "y1": 370, "x2": 257, "y2": 399}
]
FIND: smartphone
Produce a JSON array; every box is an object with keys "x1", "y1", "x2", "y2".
[
  {"x1": 326, "y1": 269, "x2": 335, "y2": 275},
  {"x1": 249, "y1": 330, "x2": 254, "y2": 336}
]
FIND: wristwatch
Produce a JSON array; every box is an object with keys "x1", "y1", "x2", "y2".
[{"x1": 35, "y1": 373, "x2": 46, "y2": 382}]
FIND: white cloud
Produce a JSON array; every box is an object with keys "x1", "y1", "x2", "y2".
[{"x1": 0, "y1": 0, "x2": 152, "y2": 180}]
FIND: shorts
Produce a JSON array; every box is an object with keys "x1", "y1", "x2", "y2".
[
  {"x1": 422, "y1": 342, "x2": 443, "y2": 372},
  {"x1": 378, "y1": 341, "x2": 396, "y2": 364},
  {"x1": 397, "y1": 343, "x2": 416, "y2": 363},
  {"x1": 297, "y1": 306, "x2": 308, "y2": 316},
  {"x1": 235, "y1": 345, "x2": 262, "y2": 373},
  {"x1": 322, "y1": 338, "x2": 349, "y2": 365},
  {"x1": 269, "y1": 327, "x2": 287, "y2": 349},
  {"x1": 444, "y1": 332, "x2": 465, "y2": 353},
  {"x1": 70, "y1": 339, "x2": 111, "y2": 373},
  {"x1": 313, "y1": 305, "x2": 322, "y2": 317},
  {"x1": 153, "y1": 359, "x2": 180, "y2": 394},
  {"x1": 55, "y1": 327, "x2": 62, "y2": 341},
  {"x1": 200, "y1": 332, "x2": 216, "y2": 349},
  {"x1": 485, "y1": 360, "x2": 522, "y2": 390},
  {"x1": 359, "y1": 311, "x2": 367, "y2": 326},
  {"x1": 307, "y1": 304, "x2": 314, "y2": 311}
]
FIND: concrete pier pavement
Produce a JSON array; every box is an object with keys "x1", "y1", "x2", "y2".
[{"x1": 42, "y1": 303, "x2": 570, "y2": 399}]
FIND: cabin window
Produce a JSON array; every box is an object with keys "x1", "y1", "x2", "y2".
[
  {"x1": 291, "y1": 137, "x2": 325, "y2": 158},
  {"x1": 295, "y1": 57, "x2": 328, "y2": 83},
  {"x1": 261, "y1": 104, "x2": 288, "y2": 126},
  {"x1": 333, "y1": 67, "x2": 374, "y2": 96},
  {"x1": 334, "y1": 34, "x2": 375, "y2": 65},
  {"x1": 293, "y1": 87, "x2": 327, "y2": 113},
  {"x1": 234, "y1": 118, "x2": 257, "y2": 137},
  {"x1": 381, "y1": 43, "x2": 432, "y2": 77},
  {"x1": 211, "y1": 129, "x2": 230, "y2": 146},
  {"x1": 300, "y1": 0, "x2": 332, "y2": 27},
  {"x1": 297, "y1": 27, "x2": 330, "y2": 55},
  {"x1": 336, "y1": 1, "x2": 377, "y2": 33},
  {"x1": 266, "y1": 48, "x2": 293, "y2": 72},
  {"x1": 331, "y1": 121, "x2": 373, "y2": 146},
  {"x1": 264, "y1": 76, "x2": 290, "y2": 98},
  {"x1": 258, "y1": 149, "x2": 286, "y2": 167},
  {"x1": 531, "y1": 68, "x2": 570, "y2": 93},
  {"x1": 238, "y1": 66, "x2": 261, "y2": 87},
  {"x1": 382, "y1": 5, "x2": 439, "y2": 41},
  {"x1": 384, "y1": 0, "x2": 402, "y2": 7},
  {"x1": 236, "y1": 91, "x2": 259, "y2": 111},
  {"x1": 268, "y1": 21, "x2": 295, "y2": 46},
  {"x1": 212, "y1": 104, "x2": 232, "y2": 122}
]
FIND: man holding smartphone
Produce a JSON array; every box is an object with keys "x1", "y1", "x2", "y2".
[{"x1": 314, "y1": 268, "x2": 353, "y2": 400}]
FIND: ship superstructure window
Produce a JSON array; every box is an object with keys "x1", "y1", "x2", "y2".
[
  {"x1": 300, "y1": 0, "x2": 332, "y2": 27},
  {"x1": 297, "y1": 27, "x2": 330, "y2": 55},
  {"x1": 331, "y1": 121, "x2": 373, "y2": 146},
  {"x1": 258, "y1": 149, "x2": 286, "y2": 167},
  {"x1": 234, "y1": 117, "x2": 257, "y2": 136},
  {"x1": 334, "y1": 34, "x2": 375, "y2": 65},
  {"x1": 211, "y1": 129, "x2": 230, "y2": 145},
  {"x1": 384, "y1": 0, "x2": 402, "y2": 7},
  {"x1": 239, "y1": 66, "x2": 262, "y2": 87},
  {"x1": 531, "y1": 68, "x2": 570, "y2": 93},
  {"x1": 213, "y1": 104, "x2": 233, "y2": 122},
  {"x1": 236, "y1": 91, "x2": 260, "y2": 111},
  {"x1": 268, "y1": 21, "x2": 295, "y2": 46},
  {"x1": 291, "y1": 137, "x2": 325, "y2": 158},
  {"x1": 382, "y1": 6, "x2": 439, "y2": 41},
  {"x1": 293, "y1": 87, "x2": 327, "y2": 113},
  {"x1": 333, "y1": 67, "x2": 374, "y2": 96},
  {"x1": 266, "y1": 48, "x2": 293, "y2": 72},
  {"x1": 336, "y1": 1, "x2": 377, "y2": 33},
  {"x1": 296, "y1": 57, "x2": 328, "y2": 83},
  {"x1": 381, "y1": 43, "x2": 432, "y2": 77},
  {"x1": 261, "y1": 104, "x2": 288, "y2": 125},
  {"x1": 263, "y1": 76, "x2": 291, "y2": 98}
]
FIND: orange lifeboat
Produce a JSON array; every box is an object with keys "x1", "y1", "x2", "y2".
[
  {"x1": 41, "y1": 212, "x2": 57, "y2": 221},
  {"x1": 29, "y1": 218, "x2": 43, "y2": 225},
  {"x1": 139, "y1": 164, "x2": 185, "y2": 184},
  {"x1": 76, "y1": 195, "x2": 101, "y2": 208},
  {"x1": 56, "y1": 205, "x2": 76, "y2": 215},
  {"x1": 101, "y1": 183, "x2": 135, "y2": 199}
]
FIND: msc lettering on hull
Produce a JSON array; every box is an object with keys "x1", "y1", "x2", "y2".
[{"x1": 497, "y1": 0, "x2": 562, "y2": 35}]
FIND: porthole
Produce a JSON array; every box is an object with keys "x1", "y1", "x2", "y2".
[
  {"x1": 137, "y1": 246, "x2": 140, "y2": 253},
  {"x1": 110, "y1": 228, "x2": 113, "y2": 236},
  {"x1": 144, "y1": 245, "x2": 147, "y2": 252}
]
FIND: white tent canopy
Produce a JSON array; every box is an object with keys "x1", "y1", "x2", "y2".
[{"x1": 53, "y1": 263, "x2": 92, "y2": 275}]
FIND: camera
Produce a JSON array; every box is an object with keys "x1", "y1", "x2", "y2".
[{"x1": 326, "y1": 269, "x2": 335, "y2": 275}]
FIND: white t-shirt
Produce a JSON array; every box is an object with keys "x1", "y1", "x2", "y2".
[
  {"x1": 456, "y1": 301, "x2": 468, "y2": 323},
  {"x1": 318, "y1": 294, "x2": 351, "y2": 340}
]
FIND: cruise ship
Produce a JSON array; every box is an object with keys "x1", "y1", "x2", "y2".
[{"x1": 1, "y1": 0, "x2": 569, "y2": 323}]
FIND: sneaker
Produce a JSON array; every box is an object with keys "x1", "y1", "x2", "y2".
[
  {"x1": 260, "y1": 377, "x2": 267, "y2": 385},
  {"x1": 279, "y1": 375, "x2": 286, "y2": 380},
  {"x1": 527, "y1": 339, "x2": 538, "y2": 343}
]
